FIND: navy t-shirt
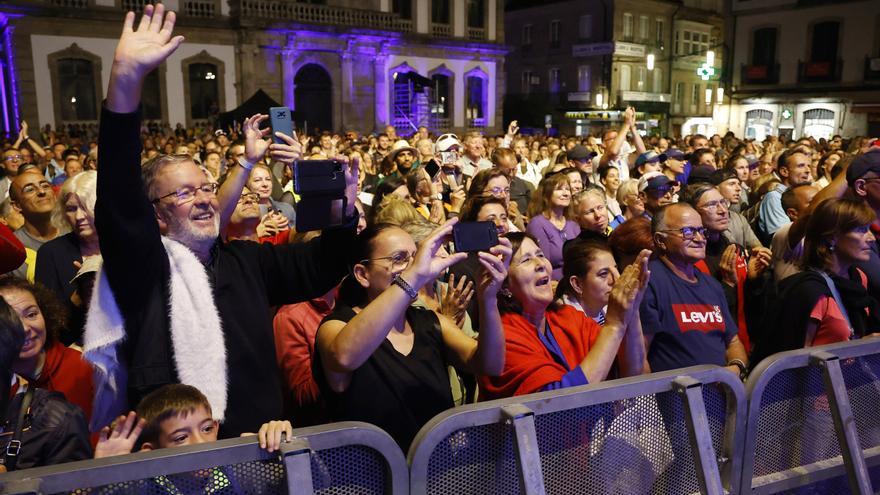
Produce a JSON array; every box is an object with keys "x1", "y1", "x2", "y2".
[{"x1": 639, "y1": 258, "x2": 738, "y2": 372}]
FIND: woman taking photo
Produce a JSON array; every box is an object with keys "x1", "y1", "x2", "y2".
[
  {"x1": 753, "y1": 198, "x2": 880, "y2": 361},
  {"x1": 526, "y1": 173, "x2": 580, "y2": 280},
  {"x1": 314, "y1": 219, "x2": 511, "y2": 449},
  {"x1": 479, "y1": 233, "x2": 649, "y2": 400}
]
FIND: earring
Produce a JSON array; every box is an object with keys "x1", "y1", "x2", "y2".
[{"x1": 500, "y1": 288, "x2": 513, "y2": 299}]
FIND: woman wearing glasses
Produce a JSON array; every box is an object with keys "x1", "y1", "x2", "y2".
[
  {"x1": 467, "y1": 168, "x2": 525, "y2": 232},
  {"x1": 314, "y1": 220, "x2": 511, "y2": 449},
  {"x1": 681, "y1": 183, "x2": 771, "y2": 352}
]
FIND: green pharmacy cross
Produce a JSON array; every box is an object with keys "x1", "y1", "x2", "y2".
[{"x1": 697, "y1": 63, "x2": 715, "y2": 81}]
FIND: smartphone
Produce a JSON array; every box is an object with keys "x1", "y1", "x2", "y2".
[
  {"x1": 269, "y1": 106, "x2": 294, "y2": 144},
  {"x1": 424, "y1": 159, "x2": 441, "y2": 180},
  {"x1": 440, "y1": 151, "x2": 458, "y2": 166},
  {"x1": 453, "y1": 221, "x2": 499, "y2": 253},
  {"x1": 294, "y1": 160, "x2": 346, "y2": 196}
]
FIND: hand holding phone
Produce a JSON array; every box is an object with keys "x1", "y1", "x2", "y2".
[{"x1": 453, "y1": 221, "x2": 499, "y2": 253}]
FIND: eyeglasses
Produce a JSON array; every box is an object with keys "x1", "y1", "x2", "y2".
[
  {"x1": 19, "y1": 181, "x2": 53, "y2": 196},
  {"x1": 485, "y1": 187, "x2": 511, "y2": 196},
  {"x1": 661, "y1": 226, "x2": 707, "y2": 240},
  {"x1": 360, "y1": 251, "x2": 416, "y2": 271},
  {"x1": 4, "y1": 155, "x2": 22, "y2": 162},
  {"x1": 152, "y1": 182, "x2": 219, "y2": 205},
  {"x1": 698, "y1": 199, "x2": 730, "y2": 212},
  {"x1": 237, "y1": 193, "x2": 260, "y2": 205}
]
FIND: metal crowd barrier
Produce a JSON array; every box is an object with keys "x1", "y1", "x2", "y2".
[
  {"x1": 0, "y1": 421, "x2": 408, "y2": 495},
  {"x1": 742, "y1": 337, "x2": 880, "y2": 495},
  {"x1": 408, "y1": 365, "x2": 747, "y2": 495}
]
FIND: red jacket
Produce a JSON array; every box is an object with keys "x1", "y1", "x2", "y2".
[
  {"x1": 479, "y1": 305, "x2": 602, "y2": 401},
  {"x1": 35, "y1": 343, "x2": 95, "y2": 423}
]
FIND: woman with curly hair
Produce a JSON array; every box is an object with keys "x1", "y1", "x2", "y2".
[{"x1": 0, "y1": 277, "x2": 95, "y2": 423}]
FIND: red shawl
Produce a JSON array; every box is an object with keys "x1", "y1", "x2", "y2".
[
  {"x1": 36, "y1": 343, "x2": 95, "y2": 422},
  {"x1": 479, "y1": 305, "x2": 602, "y2": 401}
]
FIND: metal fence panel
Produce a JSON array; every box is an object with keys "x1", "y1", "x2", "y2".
[
  {"x1": 743, "y1": 338, "x2": 880, "y2": 494},
  {"x1": 409, "y1": 366, "x2": 746, "y2": 495},
  {"x1": 0, "y1": 422, "x2": 408, "y2": 495}
]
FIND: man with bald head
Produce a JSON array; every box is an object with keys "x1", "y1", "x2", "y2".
[
  {"x1": 640, "y1": 203, "x2": 748, "y2": 378},
  {"x1": 9, "y1": 170, "x2": 61, "y2": 280}
]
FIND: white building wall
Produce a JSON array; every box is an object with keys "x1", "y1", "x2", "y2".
[{"x1": 30, "y1": 34, "x2": 237, "y2": 128}]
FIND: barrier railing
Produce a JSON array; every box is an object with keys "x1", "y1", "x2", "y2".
[
  {"x1": 0, "y1": 421, "x2": 408, "y2": 495},
  {"x1": 742, "y1": 337, "x2": 880, "y2": 495},
  {"x1": 8, "y1": 338, "x2": 880, "y2": 494},
  {"x1": 408, "y1": 365, "x2": 746, "y2": 495}
]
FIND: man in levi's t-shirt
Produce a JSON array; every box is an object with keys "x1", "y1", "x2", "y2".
[{"x1": 639, "y1": 203, "x2": 748, "y2": 376}]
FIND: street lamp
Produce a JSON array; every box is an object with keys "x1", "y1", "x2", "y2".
[
  {"x1": 706, "y1": 50, "x2": 715, "y2": 67},
  {"x1": 705, "y1": 88, "x2": 713, "y2": 105},
  {"x1": 595, "y1": 91, "x2": 603, "y2": 107},
  {"x1": 646, "y1": 53, "x2": 655, "y2": 71},
  {"x1": 716, "y1": 87, "x2": 724, "y2": 103}
]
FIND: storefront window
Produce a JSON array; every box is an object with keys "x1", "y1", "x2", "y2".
[
  {"x1": 745, "y1": 109, "x2": 773, "y2": 141},
  {"x1": 803, "y1": 108, "x2": 835, "y2": 140}
]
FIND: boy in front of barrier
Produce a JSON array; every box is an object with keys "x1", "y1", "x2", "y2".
[
  {"x1": 94, "y1": 384, "x2": 293, "y2": 493},
  {"x1": 95, "y1": 384, "x2": 293, "y2": 457}
]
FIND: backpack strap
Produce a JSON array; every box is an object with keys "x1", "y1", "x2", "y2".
[
  {"x1": 4, "y1": 386, "x2": 35, "y2": 472},
  {"x1": 815, "y1": 270, "x2": 855, "y2": 340}
]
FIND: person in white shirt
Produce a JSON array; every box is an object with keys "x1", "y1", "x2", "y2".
[{"x1": 599, "y1": 106, "x2": 646, "y2": 183}]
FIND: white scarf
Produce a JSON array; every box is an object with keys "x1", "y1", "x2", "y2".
[{"x1": 83, "y1": 237, "x2": 227, "y2": 432}]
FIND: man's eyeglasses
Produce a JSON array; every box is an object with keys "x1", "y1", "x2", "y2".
[
  {"x1": 698, "y1": 199, "x2": 730, "y2": 212},
  {"x1": 237, "y1": 193, "x2": 260, "y2": 205},
  {"x1": 660, "y1": 226, "x2": 707, "y2": 240},
  {"x1": 3, "y1": 155, "x2": 22, "y2": 162},
  {"x1": 19, "y1": 181, "x2": 53, "y2": 196},
  {"x1": 152, "y1": 182, "x2": 219, "y2": 205},
  {"x1": 360, "y1": 251, "x2": 416, "y2": 271},
  {"x1": 485, "y1": 187, "x2": 511, "y2": 196}
]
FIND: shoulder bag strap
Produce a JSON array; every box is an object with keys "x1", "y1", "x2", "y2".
[
  {"x1": 816, "y1": 270, "x2": 856, "y2": 339},
  {"x1": 4, "y1": 386, "x2": 35, "y2": 471}
]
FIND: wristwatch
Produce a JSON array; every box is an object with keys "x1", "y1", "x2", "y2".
[{"x1": 392, "y1": 273, "x2": 418, "y2": 301}]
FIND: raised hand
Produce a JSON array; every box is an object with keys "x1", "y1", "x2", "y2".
[
  {"x1": 507, "y1": 120, "x2": 519, "y2": 137},
  {"x1": 476, "y1": 237, "x2": 513, "y2": 300},
  {"x1": 242, "y1": 114, "x2": 271, "y2": 164},
  {"x1": 94, "y1": 411, "x2": 146, "y2": 459},
  {"x1": 623, "y1": 107, "x2": 636, "y2": 129},
  {"x1": 401, "y1": 218, "x2": 468, "y2": 290},
  {"x1": 439, "y1": 273, "x2": 475, "y2": 327},
  {"x1": 108, "y1": 4, "x2": 184, "y2": 113},
  {"x1": 606, "y1": 249, "x2": 651, "y2": 327}
]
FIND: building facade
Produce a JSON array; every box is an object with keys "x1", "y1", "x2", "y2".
[
  {"x1": 504, "y1": 0, "x2": 723, "y2": 137},
  {"x1": 0, "y1": 0, "x2": 506, "y2": 137},
  {"x1": 728, "y1": 0, "x2": 880, "y2": 140}
]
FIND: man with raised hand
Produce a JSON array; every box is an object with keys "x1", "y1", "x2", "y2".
[{"x1": 92, "y1": 4, "x2": 358, "y2": 437}]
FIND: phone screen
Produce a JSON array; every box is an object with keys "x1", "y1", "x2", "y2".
[
  {"x1": 453, "y1": 221, "x2": 499, "y2": 253},
  {"x1": 424, "y1": 160, "x2": 441, "y2": 179}
]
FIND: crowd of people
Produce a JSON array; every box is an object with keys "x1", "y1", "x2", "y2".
[{"x1": 1, "y1": 3, "x2": 880, "y2": 481}]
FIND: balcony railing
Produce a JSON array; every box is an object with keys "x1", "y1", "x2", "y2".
[
  {"x1": 467, "y1": 27, "x2": 487, "y2": 41},
  {"x1": 432, "y1": 23, "x2": 452, "y2": 37},
  {"x1": 182, "y1": 0, "x2": 217, "y2": 17},
  {"x1": 740, "y1": 63, "x2": 780, "y2": 85},
  {"x1": 865, "y1": 56, "x2": 880, "y2": 81},
  {"x1": 797, "y1": 59, "x2": 843, "y2": 83},
  {"x1": 239, "y1": 0, "x2": 412, "y2": 32}
]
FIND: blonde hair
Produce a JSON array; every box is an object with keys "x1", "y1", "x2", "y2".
[
  {"x1": 372, "y1": 195, "x2": 422, "y2": 226},
  {"x1": 60, "y1": 170, "x2": 97, "y2": 221}
]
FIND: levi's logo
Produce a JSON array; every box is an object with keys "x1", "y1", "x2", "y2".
[{"x1": 672, "y1": 304, "x2": 724, "y2": 332}]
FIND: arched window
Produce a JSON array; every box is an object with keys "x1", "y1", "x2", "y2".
[
  {"x1": 391, "y1": 63, "x2": 431, "y2": 132},
  {"x1": 465, "y1": 68, "x2": 488, "y2": 128},
  {"x1": 188, "y1": 63, "x2": 219, "y2": 121},
  {"x1": 429, "y1": 66, "x2": 453, "y2": 132},
  {"x1": 745, "y1": 109, "x2": 774, "y2": 141},
  {"x1": 57, "y1": 59, "x2": 98, "y2": 121},
  {"x1": 294, "y1": 63, "x2": 333, "y2": 133},
  {"x1": 803, "y1": 108, "x2": 835, "y2": 140}
]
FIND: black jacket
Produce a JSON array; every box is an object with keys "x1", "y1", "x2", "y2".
[
  {"x1": 2, "y1": 389, "x2": 92, "y2": 470},
  {"x1": 95, "y1": 106, "x2": 356, "y2": 436}
]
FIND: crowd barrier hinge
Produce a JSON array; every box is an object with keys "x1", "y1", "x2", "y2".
[
  {"x1": 280, "y1": 436, "x2": 315, "y2": 495},
  {"x1": 501, "y1": 404, "x2": 547, "y2": 495},
  {"x1": 672, "y1": 376, "x2": 725, "y2": 495}
]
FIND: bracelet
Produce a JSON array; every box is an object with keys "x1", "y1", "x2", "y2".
[
  {"x1": 391, "y1": 273, "x2": 418, "y2": 301},
  {"x1": 727, "y1": 359, "x2": 747, "y2": 380},
  {"x1": 237, "y1": 156, "x2": 255, "y2": 171}
]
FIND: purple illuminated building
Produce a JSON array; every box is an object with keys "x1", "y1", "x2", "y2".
[{"x1": 0, "y1": 0, "x2": 506, "y2": 136}]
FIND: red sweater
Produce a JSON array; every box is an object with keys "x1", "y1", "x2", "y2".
[
  {"x1": 479, "y1": 305, "x2": 602, "y2": 400},
  {"x1": 35, "y1": 343, "x2": 95, "y2": 422}
]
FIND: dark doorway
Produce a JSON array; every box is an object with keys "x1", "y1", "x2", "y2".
[{"x1": 294, "y1": 64, "x2": 332, "y2": 133}]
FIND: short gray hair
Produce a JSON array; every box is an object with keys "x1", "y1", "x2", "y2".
[{"x1": 141, "y1": 154, "x2": 196, "y2": 201}]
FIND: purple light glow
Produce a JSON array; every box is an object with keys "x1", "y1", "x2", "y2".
[{"x1": 1, "y1": 14, "x2": 21, "y2": 134}]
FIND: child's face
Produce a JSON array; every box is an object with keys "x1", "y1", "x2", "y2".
[{"x1": 157, "y1": 406, "x2": 219, "y2": 448}]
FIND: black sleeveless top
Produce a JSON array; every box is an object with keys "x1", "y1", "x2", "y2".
[{"x1": 314, "y1": 305, "x2": 454, "y2": 449}]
